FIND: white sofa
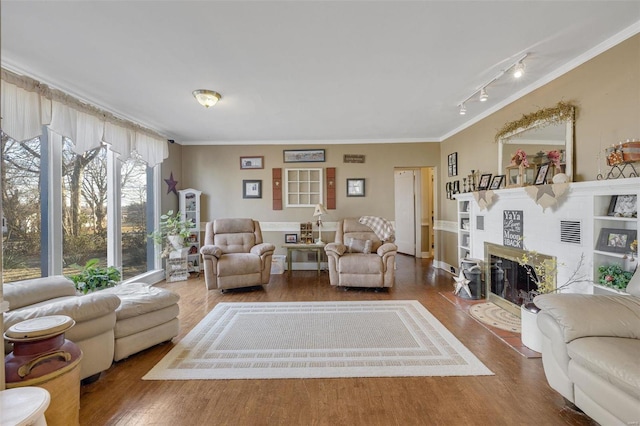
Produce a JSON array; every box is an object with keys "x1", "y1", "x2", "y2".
[
  {"x1": 3, "y1": 275, "x2": 121, "y2": 380},
  {"x1": 534, "y1": 268, "x2": 640, "y2": 425}
]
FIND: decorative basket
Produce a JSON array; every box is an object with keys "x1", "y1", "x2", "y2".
[{"x1": 621, "y1": 140, "x2": 640, "y2": 162}]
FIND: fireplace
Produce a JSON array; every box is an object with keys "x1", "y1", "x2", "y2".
[{"x1": 484, "y1": 242, "x2": 556, "y2": 317}]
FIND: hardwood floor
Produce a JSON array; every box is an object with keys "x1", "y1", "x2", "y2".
[{"x1": 79, "y1": 255, "x2": 595, "y2": 426}]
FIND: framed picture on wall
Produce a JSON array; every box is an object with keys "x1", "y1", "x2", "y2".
[
  {"x1": 448, "y1": 152, "x2": 458, "y2": 177},
  {"x1": 240, "y1": 156, "x2": 264, "y2": 169},
  {"x1": 242, "y1": 180, "x2": 262, "y2": 199},
  {"x1": 346, "y1": 178, "x2": 365, "y2": 197},
  {"x1": 283, "y1": 149, "x2": 325, "y2": 163}
]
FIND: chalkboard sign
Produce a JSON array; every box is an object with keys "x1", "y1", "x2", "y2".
[{"x1": 503, "y1": 210, "x2": 523, "y2": 249}]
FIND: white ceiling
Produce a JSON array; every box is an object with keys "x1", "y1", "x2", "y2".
[{"x1": 2, "y1": 1, "x2": 639, "y2": 145}]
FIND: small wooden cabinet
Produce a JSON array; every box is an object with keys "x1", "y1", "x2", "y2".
[
  {"x1": 300, "y1": 222, "x2": 314, "y2": 244},
  {"x1": 179, "y1": 188, "x2": 202, "y2": 274}
]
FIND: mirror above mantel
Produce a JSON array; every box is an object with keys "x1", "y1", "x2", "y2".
[{"x1": 497, "y1": 102, "x2": 575, "y2": 182}]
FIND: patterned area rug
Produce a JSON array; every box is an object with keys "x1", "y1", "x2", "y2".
[
  {"x1": 469, "y1": 302, "x2": 521, "y2": 333},
  {"x1": 143, "y1": 301, "x2": 493, "y2": 380}
]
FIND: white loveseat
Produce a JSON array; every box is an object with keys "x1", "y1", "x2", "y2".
[
  {"x1": 534, "y1": 269, "x2": 640, "y2": 425},
  {"x1": 3, "y1": 275, "x2": 121, "y2": 380}
]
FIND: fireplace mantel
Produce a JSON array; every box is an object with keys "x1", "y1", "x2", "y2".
[{"x1": 455, "y1": 177, "x2": 640, "y2": 295}]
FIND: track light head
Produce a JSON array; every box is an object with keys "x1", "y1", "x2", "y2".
[
  {"x1": 459, "y1": 104, "x2": 467, "y2": 115},
  {"x1": 479, "y1": 88, "x2": 488, "y2": 102},
  {"x1": 513, "y1": 61, "x2": 525, "y2": 78}
]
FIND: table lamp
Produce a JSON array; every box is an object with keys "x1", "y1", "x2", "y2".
[{"x1": 313, "y1": 203, "x2": 328, "y2": 245}]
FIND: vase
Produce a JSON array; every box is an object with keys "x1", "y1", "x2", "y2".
[
  {"x1": 167, "y1": 235, "x2": 184, "y2": 251},
  {"x1": 520, "y1": 304, "x2": 543, "y2": 352}
]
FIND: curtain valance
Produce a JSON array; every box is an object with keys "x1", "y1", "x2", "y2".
[{"x1": 1, "y1": 68, "x2": 168, "y2": 166}]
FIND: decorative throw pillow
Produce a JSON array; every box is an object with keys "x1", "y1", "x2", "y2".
[{"x1": 347, "y1": 238, "x2": 372, "y2": 254}]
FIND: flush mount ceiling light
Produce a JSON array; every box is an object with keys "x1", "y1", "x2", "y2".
[
  {"x1": 479, "y1": 87, "x2": 489, "y2": 102},
  {"x1": 513, "y1": 61, "x2": 526, "y2": 79},
  {"x1": 456, "y1": 53, "x2": 528, "y2": 115},
  {"x1": 192, "y1": 89, "x2": 221, "y2": 108}
]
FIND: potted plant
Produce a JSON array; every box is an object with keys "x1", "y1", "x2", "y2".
[
  {"x1": 149, "y1": 210, "x2": 194, "y2": 257},
  {"x1": 67, "y1": 258, "x2": 121, "y2": 294}
]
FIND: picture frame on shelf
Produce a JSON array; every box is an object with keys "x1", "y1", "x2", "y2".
[
  {"x1": 489, "y1": 175, "x2": 505, "y2": 190},
  {"x1": 346, "y1": 178, "x2": 365, "y2": 197},
  {"x1": 478, "y1": 173, "x2": 492, "y2": 190},
  {"x1": 242, "y1": 180, "x2": 262, "y2": 199},
  {"x1": 283, "y1": 149, "x2": 325, "y2": 163},
  {"x1": 285, "y1": 233, "x2": 298, "y2": 244},
  {"x1": 595, "y1": 228, "x2": 637, "y2": 254},
  {"x1": 240, "y1": 156, "x2": 264, "y2": 169},
  {"x1": 448, "y1": 152, "x2": 458, "y2": 177},
  {"x1": 534, "y1": 163, "x2": 550, "y2": 185},
  {"x1": 607, "y1": 195, "x2": 637, "y2": 217}
]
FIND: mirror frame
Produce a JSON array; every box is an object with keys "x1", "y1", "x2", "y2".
[{"x1": 496, "y1": 102, "x2": 575, "y2": 182}]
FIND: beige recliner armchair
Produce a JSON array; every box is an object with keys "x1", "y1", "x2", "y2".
[
  {"x1": 324, "y1": 218, "x2": 397, "y2": 289},
  {"x1": 200, "y1": 218, "x2": 275, "y2": 291}
]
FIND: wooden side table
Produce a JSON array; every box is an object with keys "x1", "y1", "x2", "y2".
[{"x1": 283, "y1": 243, "x2": 325, "y2": 275}]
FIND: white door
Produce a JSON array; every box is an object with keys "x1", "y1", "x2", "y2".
[{"x1": 394, "y1": 170, "x2": 416, "y2": 255}]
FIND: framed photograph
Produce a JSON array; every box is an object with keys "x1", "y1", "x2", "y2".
[
  {"x1": 535, "y1": 163, "x2": 550, "y2": 185},
  {"x1": 242, "y1": 180, "x2": 262, "y2": 199},
  {"x1": 607, "y1": 195, "x2": 637, "y2": 217},
  {"x1": 240, "y1": 156, "x2": 264, "y2": 169},
  {"x1": 448, "y1": 152, "x2": 458, "y2": 177},
  {"x1": 595, "y1": 228, "x2": 637, "y2": 253},
  {"x1": 285, "y1": 233, "x2": 298, "y2": 244},
  {"x1": 346, "y1": 178, "x2": 365, "y2": 197},
  {"x1": 283, "y1": 149, "x2": 325, "y2": 163},
  {"x1": 489, "y1": 175, "x2": 505, "y2": 190},
  {"x1": 478, "y1": 173, "x2": 492, "y2": 190}
]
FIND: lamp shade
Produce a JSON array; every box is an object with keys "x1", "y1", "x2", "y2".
[
  {"x1": 192, "y1": 90, "x2": 221, "y2": 108},
  {"x1": 313, "y1": 204, "x2": 328, "y2": 217}
]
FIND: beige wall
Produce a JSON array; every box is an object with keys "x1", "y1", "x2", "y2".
[
  {"x1": 438, "y1": 34, "x2": 640, "y2": 268},
  {"x1": 172, "y1": 143, "x2": 440, "y2": 224}
]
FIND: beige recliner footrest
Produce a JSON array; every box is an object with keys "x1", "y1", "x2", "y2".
[{"x1": 103, "y1": 283, "x2": 180, "y2": 361}]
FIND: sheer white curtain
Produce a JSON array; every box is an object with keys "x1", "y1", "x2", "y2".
[{"x1": 0, "y1": 68, "x2": 168, "y2": 166}]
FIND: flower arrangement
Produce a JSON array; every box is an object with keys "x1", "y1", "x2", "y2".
[
  {"x1": 511, "y1": 149, "x2": 529, "y2": 167},
  {"x1": 598, "y1": 264, "x2": 634, "y2": 291},
  {"x1": 518, "y1": 251, "x2": 588, "y2": 308},
  {"x1": 546, "y1": 150, "x2": 561, "y2": 167}
]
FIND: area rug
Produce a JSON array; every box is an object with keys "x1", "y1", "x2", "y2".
[
  {"x1": 469, "y1": 302, "x2": 521, "y2": 333},
  {"x1": 143, "y1": 300, "x2": 493, "y2": 380}
]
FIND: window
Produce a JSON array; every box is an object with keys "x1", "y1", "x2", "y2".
[
  {"x1": 1, "y1": 134, "x2": 42, "y2": 282},
  {"x1": 121, "y1": 153, "x2": 149, "y2": 279},
  {"x1": 1, "y1": 130, "x2": 160, "y2": 284},
  {"x1": 285, "y1": 168, "x2": 323, "y2": 207}
]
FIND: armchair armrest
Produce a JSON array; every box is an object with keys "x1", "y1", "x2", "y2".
[
  {"x1": 3, "y1": 292, "x2": 121, "y2": 330},
  {"x1": 325, "y1": 243, "x2": 346, "y2": 256},
  {"x1": 200, "y1": 245, "x2": 223, "y2": 258},
  {"x1": 377, "y1": 243, "x2": 397, "y2": 257},
  {"x1": 251, "y1": 243, "x2": 275, "y2": 257},
  {"x1": 534, "y1": 294, "x2": 640, "y2": 342}
]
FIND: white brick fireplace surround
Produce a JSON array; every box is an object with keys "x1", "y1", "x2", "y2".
[{"x1": 454, "y1": 177, "x2": 640, "y2": 295}]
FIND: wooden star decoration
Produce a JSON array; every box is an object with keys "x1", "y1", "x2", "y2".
[
  {"x1": 473, "y1": 190, "x2": 495, "y2": 210},
  {"x1": 524, "y1": 183, "x2": 570, "y2": 211},
  {"x1": 453, "y1": 270, "x2": 472, "y2": 298},
  {"x1": 164, "y1": 172, "x2": 178, "y2": 195}
]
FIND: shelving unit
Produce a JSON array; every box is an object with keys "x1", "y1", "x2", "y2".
[
  {"x1": 592, "y1": 193, "x2": 638, "y2": 295},
  {"x1": 178, "y1": 188, "x2": 202, "y2": 274},
  {"x1": 457, "y1": 199, "x2": 471, "y2": 264},
  {"x1": 300, "y1": 222, "x2": 314, "y2": 244}
]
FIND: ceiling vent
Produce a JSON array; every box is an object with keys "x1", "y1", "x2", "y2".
[{"x1": 560, "y1": 220, "x2": 581, "y2": 245}]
